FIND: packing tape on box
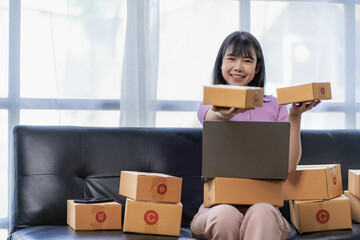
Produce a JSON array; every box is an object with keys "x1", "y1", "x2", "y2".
[
  {"x1": 315, "y1": 202, "x2": 330, "y2": 228},
  {"x1": 144, "y1": 209, "x2": 159, "y2": 234},
  {"x1": 150, "y1": 177, "x2": 168, "y2": 201},
  {"x1": 90, "y1": 205, "x2": 106, "y2": 229}
]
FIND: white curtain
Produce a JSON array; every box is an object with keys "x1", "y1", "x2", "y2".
[{"x1": 120, "y1": 0, "x2": 159, "y2": 127}]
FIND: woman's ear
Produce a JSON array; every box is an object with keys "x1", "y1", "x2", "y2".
[{"x1": 255, "y1": 63, "x2": 261, "y2": 73}]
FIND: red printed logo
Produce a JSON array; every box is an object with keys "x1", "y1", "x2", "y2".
[
  {"x1": 316, "y1": 209, "x2": 330, "y2": 224},
  {"x1": 157, "y1": 184, "x2": 167, "y2": 195},
  {"x1": 333, "y1": 176, "x2": 337, "y2": 185},
  {"x1": 95, "y1": 211, "x2": 107, "y2": 223},
  {"x1": 254, "y1": 93, "x2": 259, "y2": 102},
  {"x1": 144, "y1": 210, "x2": 159, "y2": 225},
  {"x1": 320, "y1": 87, "x2": 326, "y2": 95}
]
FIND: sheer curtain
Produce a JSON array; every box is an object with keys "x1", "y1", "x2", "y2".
[{"x1": 120, "y1": 0, "x2": 159, "y2": 127}]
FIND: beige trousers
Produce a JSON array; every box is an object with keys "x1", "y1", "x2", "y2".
[{"x1": 190, "y1": 203, "x2": 291, "y2": 240}]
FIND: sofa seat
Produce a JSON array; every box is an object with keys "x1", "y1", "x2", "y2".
[
  {"x1": 9, "y1": 226, "x2": 195, "y2": 240},
  {"x1": 9, "y1": 224, "x2": 360, "y2": 240},
  {"x1": 290, "y1": 224, "x2": 360, "y2": 240}
]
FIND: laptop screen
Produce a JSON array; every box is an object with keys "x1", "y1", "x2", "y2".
[{"x1": 202, "y1": 121, "x2": 290, "y2": 180}]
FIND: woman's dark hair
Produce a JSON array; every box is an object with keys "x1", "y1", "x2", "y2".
[{"x1": 212, "y1": 31, "x2": 265, "y2": 88}]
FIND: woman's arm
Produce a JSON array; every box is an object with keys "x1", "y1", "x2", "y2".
[
  {"x1": 205, "y1": 106, "x2": 249, "y2": 121},
  {"x1": 288, "y1": 100, "x2": 321, "y2": 173}
]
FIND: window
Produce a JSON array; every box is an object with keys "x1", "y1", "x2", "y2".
[{"x1": 251, "y1": 1, "x2": 352, "y2": 129}]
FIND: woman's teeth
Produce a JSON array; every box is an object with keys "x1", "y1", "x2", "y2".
[{"x1": 232, "y1": 74, "x2": 244, "y2": 78}]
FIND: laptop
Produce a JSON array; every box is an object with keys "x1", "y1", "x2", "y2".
[{"x1": 202, "y1": 121, "x2": 290, "y2": 180}]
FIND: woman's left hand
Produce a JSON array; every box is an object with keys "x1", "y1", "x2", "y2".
[{"x1": 289, "y1": 100, "x2": 321, "y2": 118}]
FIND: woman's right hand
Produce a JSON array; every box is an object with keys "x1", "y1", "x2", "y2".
[{"x1": 206, "y1": 106, "x2": 251, "y2": 121}]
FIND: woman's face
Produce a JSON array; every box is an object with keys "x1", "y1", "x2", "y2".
[{"x1": 221, "y1": 47, "x2": 259, "y2": 86}]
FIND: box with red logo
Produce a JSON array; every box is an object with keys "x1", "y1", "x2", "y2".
[
  {"x1": 123, "y1": 198, "x2": 182, "y2": 236},
  {"x1": 344, "y1": 190, "x2": 360, "y2": 223},
  {"x1": 119, "y1": 171, "x2": 182, "y2": 203},
  {"x1": 290, "y1": 194, "x2": 352, "y2": 233},
  {"x1": 284, "y1": 164, "x2": 342, "y2": 200},
  {"x1": 348, "y1": 169, "x2": 360, "y2": 198},
  {"x1": 204, "y1": 177, "x2": 284, "y2": 208},
  {"x1": 276, "y1": 82, "x2": 332, "y2": 105},
  {"x1": 203, "y1": 85, "x2": 264, "y2": 109},
  {"x1": 67, "y1": 200, "x2": 122, "y2": 230}
]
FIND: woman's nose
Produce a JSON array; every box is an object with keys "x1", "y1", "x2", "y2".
[{"x1": 234, "y1": 60, "x2": 243, "y2": 71}]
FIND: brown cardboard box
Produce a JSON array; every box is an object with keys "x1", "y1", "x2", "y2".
[
  {"x1": 276, "y1": 82, "x2": 332, "y2": 105},
  {"x1": 119, "y1": 171, "x2": 182, "y2": 203},
  {"x1": 290, "y1": 194, "x2": 352, "y2": 233},
  {"x1": 203, "y1": 85, "x2": 264, "y2": 108},
  {"x1": 123, "y1": 198, "x2": 182, "y2": 236},
  {"x1": 284, "y1": 164, "x2": 342, "y2": 200},
  {"x1": 67, "y1": 200, "x2": 122, "y2": 230},
  {"x1": 203, "y1": 177, "x2": 284, "y2": 208},
  {"x1": 348, "y1": 169, "x2": 360, "y2": 198},
  {"x1": 344, "y1": 190, "x2": 360, "y2": 223}
]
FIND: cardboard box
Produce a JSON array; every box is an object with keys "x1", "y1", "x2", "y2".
[
  {"x1": 290, "y1": 194, "x2": 352, "y2": 233},
  {"x1": 348, "y1": 169, "x2": 360, "y2": 198},
  {"x1": 123, "y1": 198, "x2": 182, "y2": 236},
  {"x1": 67, "y1": 200, "x2": 122, "y2": 230},
  {"x1": 344, "y1": 190, "x2": 360, "y2": 223},
  {"x1": 203, "y1": 85, "x2": 264, "y2": 108},
  {"x1": 284, "y1": 164, "x2": 342, "y2": 200},
  {"x1": 203, "y1": 177, "x2": 284, "y2": 208},
  {"x1": 277, "y1": 82, "x2": 332, "y2": 105},
  {"x1": 119, "y1": 171, "x2": 182, "y2": 203}
]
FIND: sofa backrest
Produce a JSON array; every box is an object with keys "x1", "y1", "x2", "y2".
[
  {"x1": 10, "y1": 126, "x2": 360, "y2": 234},
  {"x1": 300, "y1": 129, "x2": 360, "y2": 190},
  {"x1": 10, "y1": 126, "x2": 203, "y2": 233}
]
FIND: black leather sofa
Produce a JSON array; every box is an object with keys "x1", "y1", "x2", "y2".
[{"x1": 7, "y1": 125, "x2": 360, "y2": 240}]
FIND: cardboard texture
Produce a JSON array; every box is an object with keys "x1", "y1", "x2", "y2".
[
  {"x1": 344, "y1": 190, "x2": 360, "y2": 223},
  {"x1": 284, "y1": 164, "x2": 342, "y2": 200},
  {"x1": 123, "y1": 198, "x2": 182, "y2": 237},
  {"x1": 119, "y1": 171, "x2": 182, "y2": 203},
  {"x1": 203, "y1": 177, "x2": 284, "y2": 208},
  {"x1": 276, "y1": 82, "x2": 332, "y2": 105},
  {"x1": 290, "y1": 194, "x2": 352, "y2": 233},
  {"x1": 348, "y1": 169, "x2": 360, "y2": 198},
  {"x1": 203, "y1": 85, "x2": 264, "y2": 108},
  {"x1": 67, "y1": 200, "x2": 122, "y2": 230}
]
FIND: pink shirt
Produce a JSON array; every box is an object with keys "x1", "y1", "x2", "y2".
[{"x1": 197, "y1": 95, "x2": 288, "y2": 124}]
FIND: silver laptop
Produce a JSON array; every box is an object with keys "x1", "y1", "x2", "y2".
[{"x1": 202, "y1": 121, "x2": 290, "y2": 180}]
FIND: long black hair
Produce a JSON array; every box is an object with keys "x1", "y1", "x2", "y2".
[{"x1": 212, "y1": 31, "x2": 265, "y2": 88}]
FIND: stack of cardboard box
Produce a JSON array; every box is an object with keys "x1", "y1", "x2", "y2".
[
  {"x1": 344, "y1": 170, "x2": 360, "y2": 223},
  {"x1": 284, "y1": 164, "x2": 352, "y2": 233},
  {"x1": 119, "y1": 171, "x2": 183, "y2": 237},
  {"x1": 203, "y1": 85, "x2": 285, "y2": 208}
]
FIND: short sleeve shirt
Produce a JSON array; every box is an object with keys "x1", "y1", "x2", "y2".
[{"x1": 197, "y1": 95, "x2": 288, "y2": 124}]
